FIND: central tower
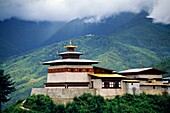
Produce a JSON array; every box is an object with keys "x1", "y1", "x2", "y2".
[
  {"x1": 42, "y1": 41, "x2": 99, "y2": 88},
  {"x1": 59, "y1": 40, "x2": 83, "y2": 59}
]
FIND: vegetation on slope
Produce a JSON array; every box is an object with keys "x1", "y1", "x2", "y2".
[
  {"x1": 0, "y1": 18, "x2": 65, "y2": 58},
  {"x1": 154, "y1": 59, "x2": 170, "y2": 77},
  {"x1": 3, "y1": 93, "x2": 170, "y2": 113},
  {"x1": 0, "y1": 34, "x2": 169, "y2": 109}
]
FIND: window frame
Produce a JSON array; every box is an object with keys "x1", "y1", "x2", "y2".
[{"x1": 102, "y1": 80, "x2": 121, "y2": 89}]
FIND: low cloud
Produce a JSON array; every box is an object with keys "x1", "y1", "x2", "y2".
[
  {"x1": 0, "y1": 0, "x2": 169, "y2": 24},
  {"x1": 147, "y1": 0, "x2": 170, "y2": 24}
]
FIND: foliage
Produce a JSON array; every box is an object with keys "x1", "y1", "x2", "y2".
[
  {"x1": 65, "y1": 93, "x2": 106, "y2": 113},
  {"x1": 4, "y1": 93, "x2": 170, "y2": 113},
  {"x1": 0, "y1": 70, "x2": 15, "y2": 112},
  {"x1": 23, "y1": 94, "x2": 62, "y2": 113},
  {"x1": 3, "y1": 99, "x2": 34, "y2": 113},
  {"x1": 4, "y1": 95, "x2": 65, "y2": 113}
]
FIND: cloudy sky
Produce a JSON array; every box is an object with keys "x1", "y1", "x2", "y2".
[{"x1": 0, "y1": 0, "x2": 170, "y2": 24}]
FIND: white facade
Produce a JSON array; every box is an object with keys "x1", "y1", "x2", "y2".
[{"x1": 47, "y1": 72, "x2": 90, "y2": 83}]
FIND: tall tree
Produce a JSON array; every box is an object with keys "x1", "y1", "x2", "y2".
[{"x1": 0, "y1": 70, "x2": 15, "y2": 113}]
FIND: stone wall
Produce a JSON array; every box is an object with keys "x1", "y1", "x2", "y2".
[
  {"x1": 96, "y1": 89, "x2": 124, "y2": 98},
  {"x1": 31, "y1": 88, "x2": 96, "y2": 104},
  {"x1": 140, "y1": 86, "x2": 166, "y2": 95},
  {"x1": 31, "y1": 88, "x2": 125, "y2": 103},
  {"x1": 31, "y1": 84, "x2": 170, "y2": 104}
]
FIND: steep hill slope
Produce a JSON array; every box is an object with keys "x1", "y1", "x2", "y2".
[
  {"x1": 1, "y1": 34, "x2": 169, "y2": 109},
  {"x1": 0, "y1": 18, "x2": 65, "y2": 59},
  {"x1": 44, "y1": 11, "x2": 156, "y2": 45},
  {"x1": 154, "y1": 59, "x2": 170, "y2": 77}
]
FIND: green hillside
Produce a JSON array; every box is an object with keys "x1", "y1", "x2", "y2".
[
  {"x1": 1, "y1": 34, "x2": 169, "y2": 109},
  {"x1": 154, "y1": 59, "x2": 170, "y2": 77},
  {"x1": 0, "y1": 18, "x2": 65, "y2": 58}
]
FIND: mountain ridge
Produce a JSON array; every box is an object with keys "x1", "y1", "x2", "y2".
[
  {"x1": 0, "y1": 18, "x2": 66, "y2": 59},
  {"x1": 43, "y1": 11, "x2": 152, "y2": 45}
]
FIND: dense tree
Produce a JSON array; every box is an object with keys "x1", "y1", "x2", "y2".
[
  {"x1": 0, "y1": 70, "x2": 15, "y2": 113},
  {"x1": 3, "y1": 93, "x2": 170, "y2": 113},
  {"x1": 66, "y1": 93, "x2": 106, "y2": 113}
]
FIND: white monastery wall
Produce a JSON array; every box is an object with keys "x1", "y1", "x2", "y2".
[
  {"x1": 125, "y1": 83, "x2": 140, "y2": 94},
  {"x1": 47, "y1": 72, "x2": 90, "y2": 82},
  {"x1": 92, "y1": 79, "x2": 102, "y2": 89}
]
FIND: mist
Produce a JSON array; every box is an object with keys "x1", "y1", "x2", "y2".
[{"x1": 0, "y1": 0, "x2": 170, "y2": 24}]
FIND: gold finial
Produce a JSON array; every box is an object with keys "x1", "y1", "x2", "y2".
[
  {"x1": 64, "y1": 40, "x2": 77, "y2": 52},
  {"x1": 70, "y1": 40, "x2": 72, "y2": 45}
]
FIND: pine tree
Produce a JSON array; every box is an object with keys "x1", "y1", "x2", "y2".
[{"x1": 0, "y1": 70, "x2": 15, "y2": 113}]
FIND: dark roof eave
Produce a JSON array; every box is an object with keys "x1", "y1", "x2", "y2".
[
  {"x1": 42, "y1": 62, "x2": 99, "y2": 65},
  {"x1": 119, "y1": 68, "x2": 167, "y2": 75}
]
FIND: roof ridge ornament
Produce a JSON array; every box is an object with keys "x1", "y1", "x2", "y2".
[
  {"x1": 70, "y1": 40, "x2": 72, "y2": 45},
  {"x1": 64, "y1": 40, "x2": 77, "y2": 52}
]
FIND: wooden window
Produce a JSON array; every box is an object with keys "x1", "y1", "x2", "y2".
[
  {"x1": 153, "y1": 86, "x2": 155, "y2": 89},
  {"x1": 102, "y1": 80, "x2": 121, "y2": 88}
]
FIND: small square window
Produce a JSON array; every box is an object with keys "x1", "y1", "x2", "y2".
[{"x1": 109, "y1": 82, "x2": 114, "y2": 87}]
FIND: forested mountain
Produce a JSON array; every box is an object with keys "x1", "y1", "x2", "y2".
[
  {"x1": 43, "y1": 11, "x2": 170, "y2": 47},
  {"x1": 1, "y1": 11, "x2": 170, "y2": 59},
  {"x1": 0, "y1": 11, "x2": 170, "y2": 109},
  {"x1": 44, "y1": 11, "x2": 150, "y2": 45},
  {"x1": 0, "y1": 18, "x2": 65, "y2": 58}
]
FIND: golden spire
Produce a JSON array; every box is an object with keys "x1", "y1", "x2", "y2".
[{"x1": 64, "y1": 40, "x2": 77, "y2": 52}]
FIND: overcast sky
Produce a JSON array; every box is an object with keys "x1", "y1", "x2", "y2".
[{"x1": 0, "y1": 0, "x2": 170, "y2": 24}]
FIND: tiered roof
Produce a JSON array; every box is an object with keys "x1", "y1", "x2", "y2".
[{"x1": 42, "y1": 40, "x2": 99, "y2": 65}]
